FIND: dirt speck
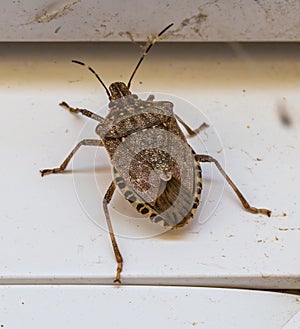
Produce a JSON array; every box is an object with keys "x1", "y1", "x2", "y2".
[
  {"x1": 273, "y1": 212, "x2": 287, "y2": 218},
  {"x1": 55, "y1": 26, "x2": 62, "y2": 34}
]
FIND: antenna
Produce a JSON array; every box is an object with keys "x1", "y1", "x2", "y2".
[
  {"x1": 127, "y1": 23, "x2": 173, "y2": 89},
  {"x1": 72, "y1": 60, "x2": 111, "y2": 98}
]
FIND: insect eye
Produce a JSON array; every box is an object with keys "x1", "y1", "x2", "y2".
[{"x1": 132, "y1": 94, "x2": 138, "y2": 99}]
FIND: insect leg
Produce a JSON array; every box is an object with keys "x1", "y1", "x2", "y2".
[
  {"x1": 103, "y1": 181, "x2": 123, "y2": 283},
  {"x1": 60, "y1": 101, "x2": 104, "y2": 123},
  {"x1": 195, "y1": 154, "x2": 271, "y2": 217},
  {"x1": 175, "y1": 115, "x2": 209, "y2": 137},
  {"x1": 40, "y1": 139, "x2": 103, "y2": 176}
]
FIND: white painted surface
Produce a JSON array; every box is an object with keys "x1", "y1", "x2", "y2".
[
  {"x1": 0, "y1": 286, "x2": 300, "y2": 329},
  {"x1": 0, "y1": 0, "x2": 299, "y2": 41},
  {"x1": 0, "y1": 42, "x2": 299, "y2": 287}
]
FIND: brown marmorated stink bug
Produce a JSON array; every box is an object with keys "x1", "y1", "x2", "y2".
[{"x1": 40, "y1": 24, "x2": 271, "y2": 283}]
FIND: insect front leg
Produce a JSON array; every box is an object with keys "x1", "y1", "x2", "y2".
[
  {"x1": 60, "y1": 101, "x2": 104, "y2": 123},
  {"x1": 176, "y1": 115, "x2": 209, "y2": 137},
  {"x1": 102, "y1": 181, "x2": 123, "y2": 283},
  {"x1": 195, "y1": 154, "x2": 271, "y2": 217},
  {"x1": 40, "y1": 139, "x2": 103, "y2": 176}
]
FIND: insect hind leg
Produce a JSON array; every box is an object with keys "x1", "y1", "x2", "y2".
[
  {"x1": 103, "y1": 181, "x2": 123, "y2": 283},
  {"x1": 196, "y1": 154, "x2": 271, "y2": 217}
]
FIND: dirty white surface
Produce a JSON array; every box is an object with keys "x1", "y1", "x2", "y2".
[
  {"x1": 0, "y1": 42, "x2": 299, "y2": 288},
  {"x1": 1, "y1": 0, "x2": 299, "y2": 41},
  {"x1": 1, "y1": 286, "x2": 300, "y2": 329}
]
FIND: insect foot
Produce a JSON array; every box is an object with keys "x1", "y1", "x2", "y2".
[{"x1": 40, "y1": 168, "x2": 63, "y2": 176}]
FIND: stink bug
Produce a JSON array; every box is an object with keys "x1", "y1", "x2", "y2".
[{"x1": 40, "y1": 24, "x2": 271, "y2": 283}]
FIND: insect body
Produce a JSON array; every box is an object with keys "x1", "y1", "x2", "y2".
[
  {"x1": 97, "y1": 89, "x2": 201, "y2": 229},
  {"x1": 41, "y1": 24, "x2": 271, "y2": 283}
]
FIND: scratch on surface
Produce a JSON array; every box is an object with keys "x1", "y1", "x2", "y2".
[
  {"x1": 29, "y1": 0, "x2": 80, "y2": 24},
  {"x1": 280, "y1": 308, "x2": 300, "y2": 329},
  {"x1": 278, "y1": 227, "x2": 300, "y2": 231}
]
